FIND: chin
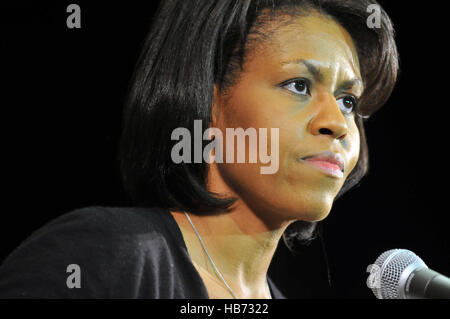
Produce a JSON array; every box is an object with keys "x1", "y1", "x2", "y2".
[
  {"x1": 286, "y1": 196, "x2": 335, "y2": 222},
  {"x1": 298, "y1": 208, "x2": 331, "y2": 222}
]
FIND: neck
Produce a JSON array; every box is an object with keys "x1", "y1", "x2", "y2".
[{"x1": 171, "y1": 164, "x2": 293, "y2": 298}]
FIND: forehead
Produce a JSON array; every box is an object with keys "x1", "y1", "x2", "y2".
[{"x1": 247, "y1": 13, "x2": 361, "y2": 79}]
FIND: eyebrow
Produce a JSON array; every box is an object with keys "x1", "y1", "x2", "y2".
[{"x1": 281, "y1": 59, "x2": 364, "y2": 92}]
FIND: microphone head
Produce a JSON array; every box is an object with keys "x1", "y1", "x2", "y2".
[{"x1": 369, "y1": 249, "x2": 427, "y2": 299}]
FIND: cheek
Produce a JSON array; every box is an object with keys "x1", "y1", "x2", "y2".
[{"x1": 345, "y1": 122, "x2": 360, "y2": 174}]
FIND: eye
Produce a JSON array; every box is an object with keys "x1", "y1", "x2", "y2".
[
  {"x1": 281, "y1": 79, "x2": 310, "y2": 96},
  {"x1": 337, "y1": 95, "x2": 358, "y2": 115}
]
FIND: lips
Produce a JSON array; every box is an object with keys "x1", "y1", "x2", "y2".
[{"x1": 300, "y1": 151, "x2": 345, "y2": 177}]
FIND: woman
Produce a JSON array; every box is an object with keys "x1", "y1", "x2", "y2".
[{"x1": 0, "y1": 0, "x2": 398, "y2": 299}]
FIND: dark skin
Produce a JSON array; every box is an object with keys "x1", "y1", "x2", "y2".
[{"x1": 171, "y1": 12, "x2": 363, "y2": 299}]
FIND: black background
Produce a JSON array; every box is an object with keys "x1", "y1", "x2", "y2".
[{"x1": 1, "y1": 1, "x2": 449, "y2": 299}]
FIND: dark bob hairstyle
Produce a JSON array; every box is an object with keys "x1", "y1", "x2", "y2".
[{"x1": 119, "y1": 0, "x2": 399, "y2": 250}]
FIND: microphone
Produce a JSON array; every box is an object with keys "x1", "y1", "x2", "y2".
[{"x1": 366, "y1": 249, "x2": 450, "y2": 299}]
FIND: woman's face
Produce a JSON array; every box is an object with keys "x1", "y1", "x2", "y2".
[{"x1": 214, "y1": 13, "x2": 363, "y2": 223}]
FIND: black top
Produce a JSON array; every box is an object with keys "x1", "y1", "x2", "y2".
[{"x1": 0, "y1": 206, "x2": 285, "y2": 299}]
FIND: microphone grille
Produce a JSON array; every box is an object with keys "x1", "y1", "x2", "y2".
[{"x1": 371, "y1": 249, "x2": 426, "y2": 299}]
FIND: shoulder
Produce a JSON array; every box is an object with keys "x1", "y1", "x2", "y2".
[
  {"x1": 6, "y1": 206, "x2": 176, "y2": 261},
  {"x1": 0, "y1": 206, "x2": 182, "y2": 298},
  {"x1": 14, "y1": 206, "x2": 177, "y2": 251},
  {"x1": 35, "y1": 205, "x2": 171, "y2": 235}
]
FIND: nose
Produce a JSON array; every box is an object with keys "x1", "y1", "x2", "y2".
[{"x1": 308, "y1": 95, "x2": 348, "y2": 141}]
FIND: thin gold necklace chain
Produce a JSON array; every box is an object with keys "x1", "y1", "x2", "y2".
[
  {"x1": 184, "y1": 212, "x2": 272, "y2": 299},
  {"x1": 184, "y1": 211, "x2": 238, "y2": 298}
]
